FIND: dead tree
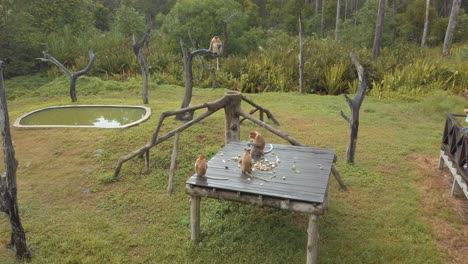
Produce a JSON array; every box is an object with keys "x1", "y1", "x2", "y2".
[
  {"x1": 133, "y1": 27, "x2": 151, "y2": 104},
  {"x1": 372, "y1": 0, "x2": 386, "y2": 60},
  {"x1": 340, "y1": 53, "x2": 368, "y2": 164},
  {"x1": 421, "y1": 0, "x2": 430, "y2": 48},
  {"x1": 298, "y1": 16, "x2": 305, "y2": 94},
  {"x1": 0, "y1": 60, "x2": 31, "y2": 259},
  {"x1": 335, "y1": 0, "x2": 341, "y2": 41},
  {"x1": 176, "y1": 41, "x2": 218, "y2": 121},
  {"x1": 38, "y1": 50, "x2": 96, "y2": 102},
  {"x1": 443, "y1": 0, "x2": 462, "y2": 56},
  {"x1": 113, "y1": 91, "x2": 347, "y2": 191},
  {"x1": 188, "y1": 31, "x2": 217, "y2": 89}
]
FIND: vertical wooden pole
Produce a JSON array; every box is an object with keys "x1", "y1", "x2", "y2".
[
  {"x1": 306, "y1": 214, "x2": 320, "y2": 264},
  {"x1": 224, "y1": 91, "x2": 242, "y2": 144},
  {"x1": 190, "y1": 195, "x2": 201, "y2": 241},
  {"x1": 144, "y1": 150, "x2": 150, "y2": 172},
  {"x1": 438, "y1": 154, "x2": 445, "y2": 170},
  {"x1": 167, "y1": 132, "x2": 180, "y2": 195},
  {"x1": 451, "y1": 179, "x2": 464, "y2": 198}
]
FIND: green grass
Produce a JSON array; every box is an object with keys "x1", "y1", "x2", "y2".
[{"x1": 0, "y1": 75, "x2": 465, "y2": 263}]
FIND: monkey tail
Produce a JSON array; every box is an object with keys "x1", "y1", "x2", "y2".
[{"x1": 264, "y1": 144, "x2": 274, "y2": 154}]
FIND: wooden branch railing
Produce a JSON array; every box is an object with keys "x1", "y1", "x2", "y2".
[
  {"x1": 238, "y1": 110, "x2": 347, "y2": 191},
  {"x1": 113, "y1": 94, "x2": 237, "y2": 179},
  {"x1": 240, "y1": 95, "x2": 280, "y2": 125},
  {"x1": 440, "y1": 114, "x2": 468, "y2": 184},
  {"x1": 113, "y1": 91, "x2": 346, "y2": 191}
]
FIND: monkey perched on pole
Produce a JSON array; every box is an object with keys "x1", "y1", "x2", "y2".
[
  {"x1": 208, "y1": 36, "x2": 223, "y2": 56},
  {"x1": 209, "y1": 36, "x2": 223, "y2": 70}
]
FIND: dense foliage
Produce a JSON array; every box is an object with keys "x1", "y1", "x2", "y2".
[{"x1": 0, "y1": 0, "x2": 467, "y2": 96}]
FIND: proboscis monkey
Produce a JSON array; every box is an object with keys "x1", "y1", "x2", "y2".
[
  {"x1": 209, "y1": 36, "x2": 223, "y2": 56},
  {"x1": 240, "y1": 150, "x2": 254, "y2": 174},
  {"x1": 248, "y1": 131, "x2": 273, "y2": 161},
  {"x1": 195, "y1": 154, "x2": 208, "y2": 177}
]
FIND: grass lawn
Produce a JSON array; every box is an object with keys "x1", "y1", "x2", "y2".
[{"x1": 0, "y1": 75, "x2": 467, "y2": 263}]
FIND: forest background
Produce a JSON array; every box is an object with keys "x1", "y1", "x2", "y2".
[{"x1": 1, "y1": 0, "x2": 468, "y2": 97}]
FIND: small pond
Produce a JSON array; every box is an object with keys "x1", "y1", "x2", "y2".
[{"x1": 14, "y1": 105, "x2": 151, "y2": 128}]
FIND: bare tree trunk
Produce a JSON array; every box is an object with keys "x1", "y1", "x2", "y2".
[
  {"x1": 443, "y1": 0, "x2": 462, "y2": 56},
  {"x1": 133, "y1": 27, "x2": 151, "y2": 104},
  {"x1": 315, "y1": 0, "x2": 319, "y2": 16},
  {"x1": 392, "y1": 0, "x2": 396, "y2": 42},
  {"x1": 176, "y1": 41, "x2": 214, "y2": 121},
  {"x1": 298, "y1": 16, "x2": 305, "y2": 93},
  {"x1": 38, "y1": 50, "x2": 96, "y2": 102},
  {"x1": 345, "y1": 0, "x2": 348, "y2": 19},
  {"x1": 353, "y1": 0, "x2": 359, "y2": 26},
  {"x1": 372, "y1": 0, "x2": 386, "y2": 60},
  {"x1": 335, "y1": 0, "x2": 341, "y2": 41},
  {"x1": 188, "y1": 31, "x2": 217, "y2": 88},
  {"x1": 340, "y1": 54, "x2": 368, "y2": 163},
  {"x1": 0, "y1": 61, "x2": 31, "y2": 259},
  {"x1": 421, "y1": 0, "x2": 431, "y2": 48},
  {"x1": 321, "y1": 0, "x2": 326, "y2": 37}
]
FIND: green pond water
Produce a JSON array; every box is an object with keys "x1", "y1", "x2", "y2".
[{"x1": 19, "y1": 106, "x2": 147, "y2": 128}]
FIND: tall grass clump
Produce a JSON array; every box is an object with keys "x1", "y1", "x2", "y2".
[{"x1": 321, "y1": 63, "x2": 348, "y2": 95}]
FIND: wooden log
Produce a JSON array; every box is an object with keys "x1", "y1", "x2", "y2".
[
  {"x1": 331, "y1": 165, "x2": 348, "y2": 191},
  {"x1": 238, "y1": 109, "x2": 303, "y2": 146},
  {"x1": 306, "y1": 214, "x2": 320, "y2": 264},
  {"x1": 190, "y1": 195, "x2": 201, "y2": 241},
  {"x1": 167, "y1": 133, "x2": 180, "y2": 195},
  {"x1": 114, "y1": 95, "x2": 231, "y2": 179},
  {"x1": 241, "y1": 95, "x2": 280, "y2": 125},
  {"x1": 185, "y1": 185, "x2": 326, "y2": 214},
  {"x1": 224, "y1": 91, "x2": 242, "y2": 144},
  {"x1": 239, "y1": 108, "x2": 259, "y2": 124},
  {"x1": 438, "y1": 155, "x2": 445, "y2": 170},
  {"x1": 0, "y1": 60, "x2": 31, "y2": 259}
]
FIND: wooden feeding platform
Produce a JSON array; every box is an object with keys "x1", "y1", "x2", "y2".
[
  {"x1": 439, "y1": 114, "x2": 468, "y2": 222},
  {"x1": 186, "y1": 141, "x2": 336, "y2": 264}
]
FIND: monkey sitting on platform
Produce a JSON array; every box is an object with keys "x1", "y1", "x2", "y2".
[{"x1": 247, "y1": 131, "x2": 273, "y2": 161}]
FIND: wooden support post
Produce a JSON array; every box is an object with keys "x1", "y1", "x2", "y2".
[
  {"x1": 438, "y1": 154, "x2": 445, "y2": 170},
  {"x1": 144, "y1": 150, "x2": 150, "y2": 172},
  {"x1": 224, "y1": 91, "x2": 242, "y2": 144},
  {"x1": 190, "y1": 195, "x2": 201, "y2": 241},
  {"x1": 331, "y1": 165, "x2": 348, "y2": 191},
  {"x1": 452, "y1": 179, "x2": 464, "y2": 198},
  {"x1": 306, "y1": 214, "x2": 320, "y2": 264},
  {"x1": 167, "y1": 132, "x2": 180, "y2": 195},
  {"x1": 260, "y1": 110, "x2": 264, "y2": 122}
]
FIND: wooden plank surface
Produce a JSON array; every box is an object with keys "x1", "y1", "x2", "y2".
[{"x1": 186, "y1": 141, "x2": 335, "y2": 203}]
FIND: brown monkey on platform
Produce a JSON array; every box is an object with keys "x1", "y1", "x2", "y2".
[
  {"x1": 195, "y1": 154, "x2": 208, "y2": 177},
  {"x1": 240, "y1": 150, "x2": 254, "y2": 174},
  {"x1": 194, "y1": 154, "x2": 228, "y2": 180},
  {"x1": 248, "y1": 131, "x2": 273, "y2": 161}
]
